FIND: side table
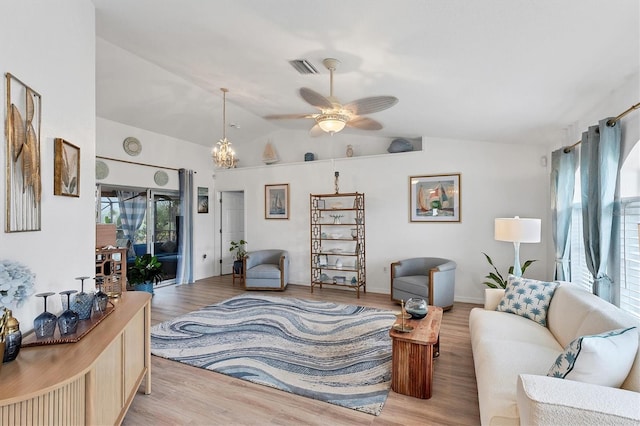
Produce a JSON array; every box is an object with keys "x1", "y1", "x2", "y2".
[{"x1": 389, "y1": 306, "x2": 443, "y2": 399}]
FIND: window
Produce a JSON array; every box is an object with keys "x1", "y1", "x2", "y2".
[
  {"x1": 619, "y1": 199, "x2": 640, "y2": 317},
  {"x1": 569, "y1": 141, "x2": 640, "y2": 318}
]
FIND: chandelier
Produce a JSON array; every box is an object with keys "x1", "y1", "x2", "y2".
[{"x1": 212, "y1": 88, "x2": 237, "y2": 168}]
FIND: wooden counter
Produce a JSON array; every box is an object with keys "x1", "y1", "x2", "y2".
[{"x1": 0, "y1": 291, "x2": 151, "y2": 425}]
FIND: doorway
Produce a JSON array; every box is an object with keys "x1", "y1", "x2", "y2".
[{"x1": 220, "y1": 191, "x2": 245, "y2": 275}]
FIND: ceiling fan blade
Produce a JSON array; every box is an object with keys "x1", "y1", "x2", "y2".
[
  {"x1": 309, "y1": 124, "x2": 326, "y2": 137},
  {"x1": 344, "y1": 96, "x2": 398, "y2": 115},
  {"x1": 264, "y1": 113, "x2": 317, "y2": 120},
  {"x1": 347, "y1": 116, "x2": 383, "y2": 131},
  {"x1": 300, "y1": 88, "x2": 333, "y2": 109}
]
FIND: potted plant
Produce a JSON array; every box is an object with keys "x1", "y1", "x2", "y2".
[
  {"x1": 482, "y1": 252, "x2": 536, "y2": 288},
  {"x1": 229, "y1": 240, "x2": 247, "y2": 274},
  {"x1": 127, "y1": 253, "x2": 164, "y2": 294}
]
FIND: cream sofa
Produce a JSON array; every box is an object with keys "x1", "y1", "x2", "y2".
[{"x1": 469, "y1": 282, "x2": 640, "y2": 425}]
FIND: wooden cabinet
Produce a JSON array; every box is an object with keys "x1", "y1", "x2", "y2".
[
  {"x1": 96, "y1": 247, "x2": 127, "y2": 297},
  {"x1": 0, "y1": 292, "x2": 151, "y2": 426},
  {"x1": 310, "y1": 192, "x2": 366, "y2": 298}
]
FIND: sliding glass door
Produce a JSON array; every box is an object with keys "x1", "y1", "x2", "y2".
[
  {"x1": 149, "y1": 191, "x2": 180, "y2": 283},
  {"x1": 97, "y1": 185, "x2": 180, "y2": 287}
]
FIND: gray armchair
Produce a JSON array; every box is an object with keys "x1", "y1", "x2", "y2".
[
  {"x1": 390, "y1": 257, "x2": 456, "y2": 311},
  {"x1": 243, "y1": 249, "x2": 289, "y2": 291}
]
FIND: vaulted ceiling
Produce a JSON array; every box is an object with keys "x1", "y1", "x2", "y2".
[{"x1": 93, "y1": 0, "x2": 639, "y2": 148}]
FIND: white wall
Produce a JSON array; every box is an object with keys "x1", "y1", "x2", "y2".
[
  {"x1": 96, "y1": 118, "x2": 217, "y2": 280},
  {"x1": 214, "y1": 136, "x2": 550, "y2": 304},
  {"x1": 0, "y1": 0, "x2": 96, "y2": 328}
]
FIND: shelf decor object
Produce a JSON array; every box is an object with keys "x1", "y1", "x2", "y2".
[
  {"x1": 154, "y1": 170, "x2": 169, "y2": 186},
  {"x1": 95, "y1": 159, "x2": 109, "y2": 180},
  {"x1": 310, "y1": 192, "x2": 366, "y2": 298},
  {"x1": 123, "y1": 136, "x2": 142, "y2": 156},
  {"x1": 409, "y1": 173, "x2": 461, "y2": 222}
]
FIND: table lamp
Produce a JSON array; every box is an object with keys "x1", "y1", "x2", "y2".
[{"x1": 494, "y1": 216, "x2": 541, "y2": 277}]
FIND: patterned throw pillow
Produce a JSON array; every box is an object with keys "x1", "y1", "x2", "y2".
[
  {"x1": 547, "y1": 327, "x2": 638, "y2": 388},
  {"x1": 496, "y1": 275, "x2": 558, "y2": 326}
]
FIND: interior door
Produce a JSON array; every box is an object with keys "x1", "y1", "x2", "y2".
[{"x1": 220, "y1": 191, "x2": 245, "y2": 275}]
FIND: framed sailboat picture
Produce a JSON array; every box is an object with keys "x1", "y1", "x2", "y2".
[
  {"x1": 265, "y1": 183, "x2": 289, "y2": 219},
  {"x1": 409, "y1": 174, "x2": 461, "y2": 222}
]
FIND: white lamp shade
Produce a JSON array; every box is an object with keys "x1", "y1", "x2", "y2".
[{"x1": 494, "y1": 217, "x2": 541, "y2": 243}]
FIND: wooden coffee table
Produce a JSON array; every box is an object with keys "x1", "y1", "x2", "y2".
[{"x1": 389, "y1": 306, "x2": 443, "y2": 399}]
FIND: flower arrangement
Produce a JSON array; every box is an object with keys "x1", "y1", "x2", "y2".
[{"x1": 0, "y1": 259, "x2": 36, "y2": 308}]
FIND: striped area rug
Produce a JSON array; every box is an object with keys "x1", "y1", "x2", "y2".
[{"x1": 150, "y1": 294, "x2": 396, "y2": 415}]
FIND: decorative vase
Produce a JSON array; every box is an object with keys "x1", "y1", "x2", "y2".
[
  {"x1": 335, "y1": 258, "x2": 343, "y2": 268},
  {"x1": 233, "y1": 260, "x2": 243, "y2": 275},
  {"x1": 136, "y1": 281, "x2": 154, "y2": 294},
  {"x1": 346, "y1": 144, "x2": 353, "y2": 157},
  {"x1": 3, "y1": 310, "x2": 22, "y2": 363},
  {"x1": 405, "y1": 297, "x2": 428, "y2": 319}
]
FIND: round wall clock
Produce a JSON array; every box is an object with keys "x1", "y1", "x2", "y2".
[
  {"x1": 123, "y1": 137, "x2": 142, "y2": 156},
  {"x1": 154, "y1": 170, "x2": 169, "y2": 186},
  {"x1": 96, "y1": 160, "x2": 109, "y2": 180}
]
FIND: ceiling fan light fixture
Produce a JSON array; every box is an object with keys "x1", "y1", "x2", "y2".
[{"x1": 316, "y1": 113, "x2": 349, "y2": 134}]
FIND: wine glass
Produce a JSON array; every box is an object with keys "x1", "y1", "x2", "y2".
[
  {"x1": 73, "y1": 276, "x2": 94, "y2": 320},
  {"x1": 58, "y1": 290, "x2": 79, "y2": 335},
  {"x1": 34, "y1": 292, "x2": 57, "y2": 339},
  {"x1": 93, "y1": 277, "x2": 109, "y2": 314}
]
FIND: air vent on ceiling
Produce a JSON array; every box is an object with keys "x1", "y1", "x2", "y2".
[{"x1": 289, "y1": 59, "x2": 318, "y2": 75}]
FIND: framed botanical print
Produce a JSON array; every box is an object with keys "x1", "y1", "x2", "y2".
[
  {"x1": 54, "y1": 138, "x2": 80, "y2": 197},
  {"x1": 409, "y1": 173, "x2": 461, "y2": 222},
  {"x1": 265, "y1": 183, "x2": 289, "y2": 219}
]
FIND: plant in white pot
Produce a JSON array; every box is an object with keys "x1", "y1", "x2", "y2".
[
  {"x1": 481, "y1": 252, "x2": 536, "y2": 288},
  {"x1": 229, "y1": 240, "x2": 247, "y2": 274},
  {"x1": 127, "y1": 254, "x2": 164, "y2": 294}
]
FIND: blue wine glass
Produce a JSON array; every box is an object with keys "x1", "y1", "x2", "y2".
[
  {"x1": 58, "y1": 290, "x2": 79, "y2": 336},
  {"x1": 73, "y1": 276, "x2": 94, "y2": 320},
  {"x1": 34, "y1": 292, "x2": 57, "y2": 339},
  {"x1": 93, "y1": 277, "x2": 109, "y2": 314}
]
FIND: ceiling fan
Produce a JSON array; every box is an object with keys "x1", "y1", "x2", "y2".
[{"x1": 265, "y1": 58, "x2": 398, "y2": 136}]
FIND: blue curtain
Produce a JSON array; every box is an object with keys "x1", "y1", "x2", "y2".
[
  {"x1": 176, "y1": 169, "x2": 194, "y2": 284},
  {"x1": 550, "y1": 148, "x2": 577, "y2": 281},
  {"x1": 579, "y1": 118, "x2": 621, "y2": 301},
  {"x1": 117, "y1": 191, "x2": 147, "y2": 257}
]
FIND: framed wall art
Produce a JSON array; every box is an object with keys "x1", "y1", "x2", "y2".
[
  {"x1": 5, "y1": 73, "x2": 42, "y2": 232},
  {"x1": 409, "y1": 173, "x2": 461, "y2": 222},
  {"x1": 54, "y1": 138, "x2": 80, "y2": 197},
  {"x1": 198, "y1": 187, "x2": 209, "y2": 213},
  {"x1": 265, "y1": 183, "x2": 289, "y2": 219}
]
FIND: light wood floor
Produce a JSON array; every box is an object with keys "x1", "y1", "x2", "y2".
[{"x1": 122, "y1": 276, "x2": 481, "y2": 426}]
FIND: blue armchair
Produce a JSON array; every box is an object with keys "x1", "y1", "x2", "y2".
[
  {"x1": 390, "y1": 257, "x2": 456, "y2": 311},
  {"x1": 243, "y1": 249, "x2": 289, "y2": 291}
]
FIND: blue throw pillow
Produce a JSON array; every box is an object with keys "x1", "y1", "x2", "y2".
[{"x1": 496, "y1": 275, "x2": 558, "y2": 327}]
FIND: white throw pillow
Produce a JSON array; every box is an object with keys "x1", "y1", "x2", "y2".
[
  {"x1": 547, "y1": 327, "x2": 638, "y2": 388},
  {"x1": 496, "y1": 275, "x2": 558, "y2": 326}
]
